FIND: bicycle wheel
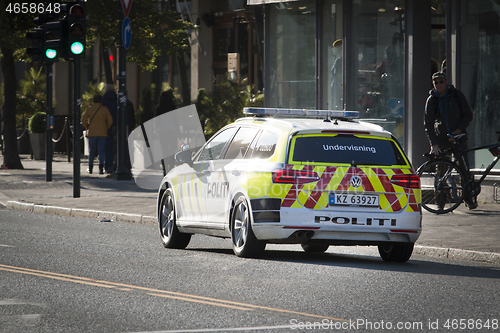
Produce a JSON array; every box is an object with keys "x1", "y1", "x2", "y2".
[{"x1": 416, "y1": 159, "x2": 465, "y2": 214}]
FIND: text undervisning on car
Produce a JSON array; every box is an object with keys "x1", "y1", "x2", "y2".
[{"x1": 157, "y1": 107, "x2": 422, "y2": 263}]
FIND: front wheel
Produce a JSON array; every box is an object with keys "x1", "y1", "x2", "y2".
[
  {"x1": 159, "y1": 188, "x2": 191, "y2": 249},
  {"x1": 416, "y1": 159, "x2": 465, "y2": 214},
  {"x1": 231, "y1": 196, "x2": 266, "y2": 258},
  {"x1": 378, "y1": 243, "x2": 414, "y2": 263}
]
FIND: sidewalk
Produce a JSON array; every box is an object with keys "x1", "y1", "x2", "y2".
[{"x1": 1, "y1": 154, "x2": 499, "y2": 264}]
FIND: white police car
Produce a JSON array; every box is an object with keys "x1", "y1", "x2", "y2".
[{"x1": 157, "y1": 108, "x2": 421, "y2": 262}]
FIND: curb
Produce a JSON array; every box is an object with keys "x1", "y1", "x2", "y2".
[
  {"x1": 4, "y1": 200, "x2": 500, "y2": 265},
  {"x1": 5, "y1": 201, "x2": 156, "y2": 226},
  {"x1": 414, "y1": 245, "x2": 500, "y2": 265}
]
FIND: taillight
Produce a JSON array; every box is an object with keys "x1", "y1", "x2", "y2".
[
  {"x1": 272, "y1": 169, "x2": 320, "y2": 184},
  {"x1": 390, "y1": 174, "x2": 420, "y2": 188}
]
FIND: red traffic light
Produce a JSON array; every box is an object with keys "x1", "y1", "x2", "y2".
[{"x1": 69, "y1": 4, "x2": 84, "y2": 18}]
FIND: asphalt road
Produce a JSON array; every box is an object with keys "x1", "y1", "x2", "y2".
[{"x1": 1, "y1": 208, "x2": 499, "y2": 333}]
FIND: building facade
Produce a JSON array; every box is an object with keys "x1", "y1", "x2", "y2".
[{"x1": 241, "y1": 0, "x2": 500, "y2": 169}]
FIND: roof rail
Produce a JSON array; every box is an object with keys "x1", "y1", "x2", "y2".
[{"x1": 243, "y1": 107, "x2": 359, "y2": 119}]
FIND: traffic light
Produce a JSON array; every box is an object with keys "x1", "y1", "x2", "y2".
[
  {"x1": 66, "y1": 2, "x2": 86, "y2": 59},
  {"x1": 26, "y1": 14, "x2": 47, "y2": 62},
  {"x1": 43, "y1": 16, "x2": 62, "y2": 62},
  {"x1": 26, "y1": 28, "x2": 44, "y2": 62}
]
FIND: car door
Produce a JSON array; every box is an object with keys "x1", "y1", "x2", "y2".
[
  {"x1": 193, "y1": 127, "x2": 239, "y2": 229},
  {"x1": 204, "y1": 126, "x2": 261, "y2": 226}
]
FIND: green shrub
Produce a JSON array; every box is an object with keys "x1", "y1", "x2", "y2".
[
  {"x1": 195, "y1": 77, "x2": 250, "y2": 139},
  {"x1": 16, "y1": 68, "x2": 46, "y2": 128},
  {"x1": 28, "y1": 112, "x2": 46, "y2": 133}
]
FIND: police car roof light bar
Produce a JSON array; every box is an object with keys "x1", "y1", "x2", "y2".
[{"x1": 243, "y1": 107, "x2": 359, "y2": 119}]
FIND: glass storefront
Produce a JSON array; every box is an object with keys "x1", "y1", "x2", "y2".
[
  {"x1": 267, "y1": 0, "x2": 406, "y2": 143},
  {"x1": 265, "y1": 0, "x2": 498, "y2": 167},
  {"x1": 460, "y1": 0, "x2": 500, "y2": 169},
  {"x1": 268, "y1": 2, "x2": 316, "y2": 109},
  {"x1": 322, "y1": 1, "x2": 343, "y2": 110},
  {"x1": 349, "y1": 0, "x2": 405, "y2": 144}
]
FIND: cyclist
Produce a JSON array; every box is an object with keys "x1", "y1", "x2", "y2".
[{"x1": 424, "y1": 71, "x2": 477, "y2": 209}]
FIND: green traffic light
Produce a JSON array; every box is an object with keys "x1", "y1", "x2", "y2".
[
  {"x1": 46, "y1": 49, "x2": 57, "y2": 59},
  {"x1": 70, "y1": 42, "x2": 84, "y2": 55}
]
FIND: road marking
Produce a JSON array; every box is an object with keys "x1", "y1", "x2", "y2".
[
  {"x1": 148, "y1": 293, "x2": 253, "y2": 311},
  {"x1": 0, "y1": 263, "x2": 347, "y2": 322},
  {"x1": 0, "y1": 244, "x2": 14, "y2": 247},
  {"x1": 128, "y1": 324, "x2": 296, "y2": 333}
]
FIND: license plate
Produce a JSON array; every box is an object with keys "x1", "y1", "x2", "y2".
[{"x1": 329, "y1": 193, "x2": 379, "y2": 207}]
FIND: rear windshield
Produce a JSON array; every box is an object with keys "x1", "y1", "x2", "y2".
[{"x1": 291, "y1": 135, "x2": 407, "y2": 166}]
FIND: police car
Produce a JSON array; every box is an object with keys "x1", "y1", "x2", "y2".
[{"x1": 157, "y1": 108, "x2": 421, "y2": 262}]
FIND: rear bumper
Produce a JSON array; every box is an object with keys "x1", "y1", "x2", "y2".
[{"x1": 252, "y1": 208, "x2": 421, "y2": 244}]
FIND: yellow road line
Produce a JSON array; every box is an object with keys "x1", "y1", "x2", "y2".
[
  {"x1": 147, "y1": 293, "x2": 253, "y2": 311},
  {"x1": 0, "y1": 263, "x2": 347, "y2": 322}
]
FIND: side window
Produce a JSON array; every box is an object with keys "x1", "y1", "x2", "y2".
[
  {"x1": 224, "y1": 127, "x2": 261, "y2": 160},
  {"x1": 197, "y1": 127, "x2": 238, "y2": 161},
  {"x1": 247, "y1": 130, "x2": 279, "y2": 159}
]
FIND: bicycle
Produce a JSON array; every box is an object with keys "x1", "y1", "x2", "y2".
[{"x1": 416, "y1": 131, "x2": 500, "y2": 214}]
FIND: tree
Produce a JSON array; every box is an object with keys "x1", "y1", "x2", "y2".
[
  {"x1": 0, "y1": 1, "x2": 41, "y2": 169},
  {"x1": 0, "y1": 0, "x2": 194, "y2": 169},
  {"x1": 87, "y1": 1, "x2": 194, "y2": 72}
]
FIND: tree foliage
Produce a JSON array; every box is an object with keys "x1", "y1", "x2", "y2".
[
  {"x1": 87, "y1": 1, "x2": 195, "y2": 71},
  {"x1": 195, "y1": 77, "x2": 264, "y2": 140}
]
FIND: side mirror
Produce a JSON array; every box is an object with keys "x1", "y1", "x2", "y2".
[{"x1": 175, "y1": 150, "x2": 193, "y2": 167}]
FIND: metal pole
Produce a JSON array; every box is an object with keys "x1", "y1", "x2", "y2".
[
  {"x1": 46, "y1": 63, "x2": 53, "y2": 181},
  {"x1": 73, "y1": 59, "x2": 81, "y2": 198},
  {"x1": 66, "y1": 117, "x2": 70, "y2": 163},
  {"x1": 114, "y1": 2, "x2": 132, "y2": 180}
]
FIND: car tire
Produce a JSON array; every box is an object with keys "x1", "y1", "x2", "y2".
[
  {"x1": 301, "y1": 244, "x2": 329, "y2": 253},
  {"x1": 159, "y1": 188, "x2": 191, "y2": 249},
  {"x1": 378, "y1": 243, "x2": 414, "y2": 263},
  {"x1": 231, "y1": 196, "x2": 266, "y2": 258}
]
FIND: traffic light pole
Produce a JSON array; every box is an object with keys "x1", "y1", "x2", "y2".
[
  {"x1": 73, "y1": 59, "x2": 81, "y2": 198},
  {"x1": 114, "y1": 2, "x2": 132, "y2": 180},
  {"x1": 46, "y1": 63, "x2": 53, "y2": 181}
]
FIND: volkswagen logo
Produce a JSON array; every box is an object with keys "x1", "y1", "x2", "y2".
[{"x1": 350, "y1": 176, "x2": 362, "y2": 188}]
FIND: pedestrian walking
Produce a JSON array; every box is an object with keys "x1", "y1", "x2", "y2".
[{"x1": 81, "y1": 94, "x2": 113, "y2": 174}]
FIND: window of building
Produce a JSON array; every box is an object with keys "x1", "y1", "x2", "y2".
[
  {"x1": 460, "y1": 0, "x2": 500, "y2": 169},
  {"x1": 267, "y1": 2, "x2": 316, "y2": 109},
  {"x1": 322, "y1": 1, "x2": 344, "y2": 110},
  {"x1": 349, "y1": 1, "x2": 405, "y2": 144}
]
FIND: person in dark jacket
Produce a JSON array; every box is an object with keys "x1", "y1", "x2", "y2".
[
  {"x1": 424, "y1": 71, "x2": 476, "y2": 209},
  {"x1": 102, "y1": 84, "x2": 118, "y2": 174},
  {"x1": 155, "y1": 89, "x2": 177, "y2": 117},
  {"x1": 154, "y1": 89, "x2": 177, "y2": 175}
]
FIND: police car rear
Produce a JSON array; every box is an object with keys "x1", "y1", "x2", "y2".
[{"x1": 244, "y1": 108, "x2": 421, "y2": 262}]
